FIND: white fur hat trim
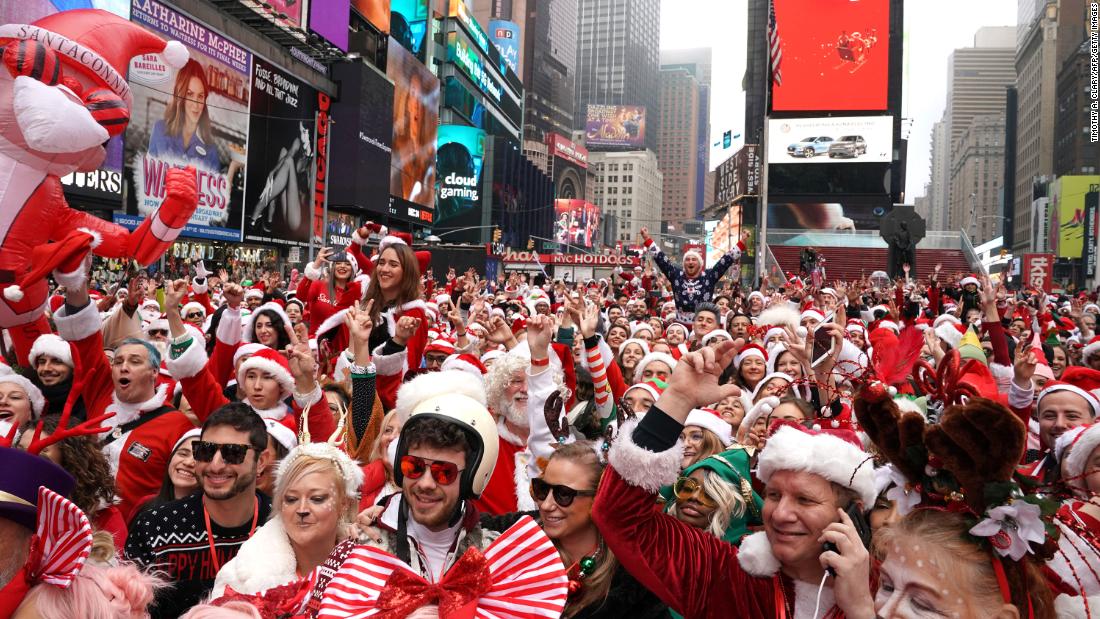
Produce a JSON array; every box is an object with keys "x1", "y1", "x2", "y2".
[
  {"x1": 684, "y1": 408, "x2": 734, "y2": 447},
  {"x1": 0, "y1": 374, "x2": 45, "y2": 418},
  {"x1": 756, "y1": 423, "x2": 877, "y2": 508},
  {"x1": 632, "y1": 352, "x2": 678, "y2": 384},
  {"x1": 28, "y1": 333, "x2": 72, "y2": 368}
]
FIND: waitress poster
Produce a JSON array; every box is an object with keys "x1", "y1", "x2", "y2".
[{"x1": 122, "y1": 0, "x2": 250, "y2": 242}]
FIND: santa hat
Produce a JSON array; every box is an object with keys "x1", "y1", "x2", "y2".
[
  {"x1": 441, "y1": 353, "x2": 487, "y2": 379},
  {"x1": 480, "y1": 349, "x2": 506, "y2": 365},
  {"x1": 2, "y1": 228, "x2": 99, "y2": 302},
  {"x1": 735, "y1": 343, "x2": 768, "y2": 367},
  {"x1": 664, "y1": 323, "x2": 689, "y2": 339},
  {"x1": 1062, "y1": 424, "x2": 1100, "y2": 491},
  {"x1": 629, "y1": 321, "x2": 654, "y2": 338},
  {"x1": 394, "y1": 369, "x2": 487, "y2": 424},
  {"x1": 180, "y1": 301, "x2": 207, "y2": 319},
  {"x1": 799, "y1": 308, "x2": 825, "y2": 325},
  {"x1": 763, "y1": 326, "x2": 787, "y2": 346},
  {"x1": 524, "y1": 290, "x2": 551, "y2": 315},
  {"x1": 934, "y1": 321, "x2": 966, "y2": 350},
  {"x1": 232, "y1": 342, "x2": 266, "y2": 368},
  {"x1": 632, "y1": 352, "x2": 678, "y2": 384},
  {"x1": 819, "y1": 288, "x2": 838, "y2": 300},
  {"x1": 624, "y1": 378, "x2": 667, "y2": 403},
  {"x1": 142, "y1": 314, "x2": 169, "y2": 335},
  {"x1": 236, "y1": 347, "x2": 295, "y2": 399},
  {"x1": 263, "y1": 418, "x2": 299, "y2": 453},
  {"x1": 747, "y1": 291, "x2": 765, "y2": 304},
  {"x1": 683, "y1": 247, "x2": 703, "y2": 263},
  {"x1": 376, "y1": 232, "x2": 431, "y2": 273},
  {"x1": 845, "y1": 319, "x2": 867, "y2": 336},
  {"x1": 28, "y1": 334, "x2": 73, "y2": 368},
  {"x1": 750, "y1": 372, "x2": 794, "y2": 401},
  {"x1": 243, "y1": 288, "x2": 265, "y2": 301},
  {"x1": 172, "y1": 428, "x2": 202, "y2": 454},
  {"x1": 877, "y1": 319, "x2": 900, "y2": 334},
  {"x1": 736, "y1": 395, "x2": 780, "y2": 444},
  {"x1": 4, "y1": 9, "x2": 187, "y2": 109},
  {"x1": 700, "y1": 330, "x2": 732, "y2": 346},
  {"x1": 1082, "y1": 335, "x2": 1100, "y2": 361},
  {"x1": 757, "y1": 422, "x2": 877, "y2": 508},
  {"x1": 1037, "y1": 368, "x2": 1100, "y2": 419},
  {"x1": 959, "y1": 275, "x2": 981, "y2": 288},
  {"x1": 434, "y1": 293, "x2": 453, "y2": 307},
  {"x1": 424, "y1": 339, "x2": 456, "y2": 357},
  {"x1": 618, "y1": 338, "x2": 651, "y2": 356},
  {"x1": 0, "y1": 374, "x2": 46, "y2": 419},
  {"x1": 242, "y1": 302, "x2": 293, "y2": 343},
  {"x1": 685, "y1": 408, "x2": 734, "y2": 447}
]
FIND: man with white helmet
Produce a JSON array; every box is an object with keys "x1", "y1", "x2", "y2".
[{"x1": 341, "y1": 370, "x2": 502, "y2": 584}]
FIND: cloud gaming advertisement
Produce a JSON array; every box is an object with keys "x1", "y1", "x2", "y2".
[
  {"x1": 554, "y1": 199, "x2": 600, "y2": 249},
  {"x1": 435, "y1": 125, "x2": 487, "y2": 224},
  {"x1": 768, "y1": 116, "x2": 893, "y2": 163},
  {"x1": 122, "y1": 0, "x2": 249, "y2": 242},
  {"x1": 771, "y1": 0, "x2": 889, "y2": 111}
]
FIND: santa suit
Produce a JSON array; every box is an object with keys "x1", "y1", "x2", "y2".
[
  {"x1": 370, "y1": 300, "x2": 432, "y2": 410},
  {"x1": 53, "y1": 302, "x2": 194, "y2": 518},
  {"x1": 472, "y1": 419, "x2": 535, "y2": 516},
  {"x1": 296, "y1": 264, "x2": 369, "y2": 337},
  {"x1": 591, "y1": 416, "x2": 851, "y2": 619},
  {"x1": 165, "y1": 336, "x2": 335, "y2": 440}
]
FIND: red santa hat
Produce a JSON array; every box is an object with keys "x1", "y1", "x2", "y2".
[
  {"x1": 376, "y1": 231, "x2": 431, "y2": 274},
  {"x1": 799, "y1": 307, "x2": 826, "y2": 324},
  {"x1": 424, "y1": 339, "x2": 456, "y2": 357},
  {"x1": 232, "y1": 342, "x2": 266, "y2": 368},
  {"x1": 242, "y1": 302, "x2": 293, "y2": 343},
  {"x1": 632, "y1": 351, "x2": 678, "y2": 384},
  {"x1": 142, "y1": 314, "x2": 169, "y2": 335},
  {"x1": 180, "y1": 301, "x2": 207, "y2": 320},
  {"x1": 735, "y1": 343, "x2": 768, "y2": 367},
  {"x1": 757, "y1": 421, "x2": 877, "y2": 508},
  {"x1": 845, "y1": 319, "x2": 867, "y2": 336},
  {"x1": 1038, "y1": 367, "x2": 1100, "y2": 418},
  {"x1": 236, "y1": 347, "x2": 295, "y2": 399},
  {"x1": 28, "y1": 334, "x2": 73, "y2": 368},
  {"x1": 2, "y1": 228, "x2": 100, "y2": 303},
  {"x1": 684, "y1": 408, "x2": 734, "y2": 447},
  {"x1": 2, "y1": 9, "x2": 187, "y2": 108},
  {"x1": 243, "y1": 288, "x2": 265, "y2": 301},
  {"x1": 441, "y1": 353, "x2": 487, "y2": 379},
  {"x1": 1082, "y1": 335, "x2": 1100, "y2": 362},
  {"x1": 624, "y1": 378, "x2": 667, "y2": 403},
  {"x1": 959, "y1": 274, "x2": 981, "y2": 288}
]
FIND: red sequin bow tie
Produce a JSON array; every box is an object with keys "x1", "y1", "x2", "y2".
[{"x1": 374, "y1": 548, "x2": 493, "y2": 619}]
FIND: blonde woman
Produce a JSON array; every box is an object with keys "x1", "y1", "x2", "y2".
[
  {"x1": 211, "y1": 442, "x2": 364, "y2": 600},
  {"x1": 666, "y1": 452, "x2": 761, "y2": 546}
]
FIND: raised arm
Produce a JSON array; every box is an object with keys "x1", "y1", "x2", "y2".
[{"x1": 640, "y1": 227, "x2": 681, "y2": 282}]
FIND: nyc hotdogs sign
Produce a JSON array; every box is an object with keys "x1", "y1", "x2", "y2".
[{"x1": 498, "y1": 248, "x2": 640, "y2": 267}]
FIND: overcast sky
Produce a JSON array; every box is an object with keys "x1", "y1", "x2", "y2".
[{"x1": 660, "y1": 0, "x2": 1018, "y2": 202}]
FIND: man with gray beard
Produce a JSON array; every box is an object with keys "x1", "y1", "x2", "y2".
[
  {"x1": 0, "y1": 447, "x2": 76, "y2": 615},
  {"x1": 472, "y1": 344, "x2": 542, "y2": 515}
]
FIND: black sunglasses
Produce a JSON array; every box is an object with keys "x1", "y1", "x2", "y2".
[
  {"x1": 192, "y1": 441, "x2": 253, "y2": 465},
  {"x1": 530, "y1": 478, "x2": 596, "y2": 508},
  {"x1": 185, "y1": 311, "x2": 205, "y2": 319}
]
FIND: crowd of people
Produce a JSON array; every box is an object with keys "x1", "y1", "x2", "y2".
[{"x1": 2, "y1": 221, "x2": 1100, "y2": 619}]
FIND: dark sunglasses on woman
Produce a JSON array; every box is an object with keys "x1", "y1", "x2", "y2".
[
  {"x1": 530, "y1": 478, "x2": 597, "y2": 508},
  {"x1": 400, "y1": 455, "x2": 463, "y2": 486},
  {"x1": 192, "y1": 441, "x2": 253, "y2": 465},
  {"x1": 673, "y1": 476, "x2": 717, "y2": 508}
]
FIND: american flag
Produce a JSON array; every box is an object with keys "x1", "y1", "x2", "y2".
[{"x1": 768, "y1": 0, "x2": 783, "y2": 86}]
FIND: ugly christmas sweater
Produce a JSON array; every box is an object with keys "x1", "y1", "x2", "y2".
[{"x1": 645, "y1": 238, "x2": 742, "y2": 322}]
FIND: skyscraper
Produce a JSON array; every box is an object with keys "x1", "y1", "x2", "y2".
[
  {"x1": 471, "y1": 0, "x2": 578, "y2": 142},
  {"x1": 574, "y1": 0, "x2": 660, "y2": 151},
  {"x1": 660, "y1": 48, "x2": 713, "y2": 217},
  {"x1": 657, "y1": 65, "x2": 701, "y2": 231}
]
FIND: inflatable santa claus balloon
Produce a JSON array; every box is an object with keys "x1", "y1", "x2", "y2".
[{"x1": 0, "y1": 10, "x2": 199, "y2": 363}]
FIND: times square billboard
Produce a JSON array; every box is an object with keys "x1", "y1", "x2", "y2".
[{"x1": 771, "y1": 0, "x2": 890, "y2": 112}]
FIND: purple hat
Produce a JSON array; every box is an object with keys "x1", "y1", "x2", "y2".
[{"x1": 0, "y1": 447, "x2": 74, "y2": 529}]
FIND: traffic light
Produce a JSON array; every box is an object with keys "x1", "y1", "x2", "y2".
[
  {"x1": 527, "y1": 238, "x2": 534, "y2": 250},
  {"x1": 493, "y1": 228, "x2": 502, "y2": 243}
]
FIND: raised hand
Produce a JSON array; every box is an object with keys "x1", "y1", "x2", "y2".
[
  {"x1": 393, "y1": 315, "x2": 422, "y2": 347},
  {"x1": 526, "y1": 313, "x2": 554, "y2": 357},
  {"x1": 639, "y1": 226, "x2": 650, "y2": 242},
  {"x1": 345, "y1": 300, "x2": 375, "y2": 363},
  {"x1": 286, "y1": 342, "x2": 318, "y2": 386},
  {"x1": 486, "y1": 315, "x2": 516, "y2": 346},
  {"x1": 222, "y1": 283, "x2": 244, "y2": 309},
  {"x1": 1013, "y1": 343, "x2": 1037, "y2": 389},
  {"x1": 579, "y1": 301, "x2": 600, "y2": 339},
  {"x1": 313, "y1": 247, "x2": 334, "y2": 268},
  {"x1": 164, "y1": 279, "x2": 189, "y2": 310},
  {"x1": 659, "y1": 341, "x2": 743, "y2": 422}
]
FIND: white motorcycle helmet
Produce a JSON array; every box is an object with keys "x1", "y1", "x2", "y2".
[{"x1": 394, "y1": 393, "x2": 499, "y2": 499}]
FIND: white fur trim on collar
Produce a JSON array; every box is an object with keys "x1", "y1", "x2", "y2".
[
  {"x1": 497, "y1": 417, "x2": 525, "y2": 448},
  {"x1": 106, "y1": 383, "x2": 169, "y2": 428},
  {"x1": 737, "y1": 531, "x2": 781, "y2": 577},
  {"x1": 606, "y1": 419, "x2": 683, "y2": 493},
  {"x1": 211, "y1": 517, "x2": 297, "y2": 599}
]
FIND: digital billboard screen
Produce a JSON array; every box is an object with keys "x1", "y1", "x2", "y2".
[
  {"x1": 391, "y1": 0, "x2": 429, "y2": 60},
  {"x1": 489, "y1": 19, "x2": 520, "y2": 74},
  {"x1": 554, "y1": 199, "x2": 601, "y2": 249},
  {"x1": 584, "y1": 105, "x2": 647, "y2": 149},
  {"x1": 1051, "y1": 175, "x2": 1100, "y2": 259},
  {"x1": 124, "y1": 0, "x2": 249, "y2": 242},
  {"x1": 772, "y1": 0, "x2": 889, "y2": 111},
  {"x1": 436, "y1": 125, "x2": 487, "y2": 224},
  {"x1": 768, "y1": 198, "x2": 891, "y2": 231},
  {"x1": 242, "y1": 58, "x2": 317, "y2": 248},
  {"x1": 768, "y1": 116, "x2": 892, "y2": 163},
  {"x1": 329, "y1": 60, "x2": 394, "y2": 216},
  {"x1": 387, "y1": 37, "x2": 440, "y2": 210},
  {"x1": 310, "y1": 0, "x2": 351, "y2": 52},
  {"x1": 352, "y1": 0, "x2": 391, "y2": 33},
  {"x1": 705, "y1": 204, "x2": 743, "y2": 266}
]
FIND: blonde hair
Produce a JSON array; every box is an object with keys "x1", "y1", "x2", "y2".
[
  {"x1": 274, "y1": 455, "x2": 359, "y2": 537},
  {"x1": 667, "y1": 468, "x2": 748, "y2": 540}
]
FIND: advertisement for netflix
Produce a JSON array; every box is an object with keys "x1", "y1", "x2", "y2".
[
  {"x1": 771, "y1": 0, "x2": 889, "y2": 112},
  {"x1": 124, "y1": 0, "x2": 249, "y2": 241}
]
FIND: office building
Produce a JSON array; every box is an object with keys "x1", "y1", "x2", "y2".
[{"x1": 590, "y1": 150, "x2": 663, "y2": 244}]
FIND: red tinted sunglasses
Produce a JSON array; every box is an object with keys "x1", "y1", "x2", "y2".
[{"x1": 400, "y1": 455, "x2": 463, "y2": 486}]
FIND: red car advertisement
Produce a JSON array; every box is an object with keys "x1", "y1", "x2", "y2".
[{"x1": 772, "y1": 0, "x2": 889, "y2": 111}]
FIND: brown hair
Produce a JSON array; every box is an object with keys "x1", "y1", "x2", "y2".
[
  {"x1": 681, "y1": 426, "x2": 725, "y2": 468},
  {"x1": 874, "y1": 510, "x2": 1053, "y2": 618},
  {"x1": 363, "y1": 244, "x2": 423, "y2": 323},
  {"x1": 20, "y1": 415, "x2": 115, "y2": 518},
  {"x1": 545, "y1": 442, "x2": 618, "y2": 618},
  {"x1": 164, "y1": 60, "x2": 215, "y2": 145}
]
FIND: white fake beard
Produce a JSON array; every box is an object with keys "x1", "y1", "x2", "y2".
[{"x1": 497, "y1": 398, "x2": 529, "y2": 428}]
